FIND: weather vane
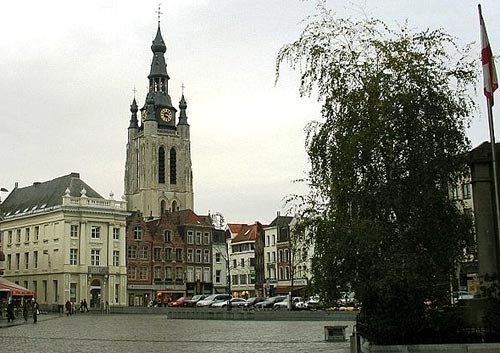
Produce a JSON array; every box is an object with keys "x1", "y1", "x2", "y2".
[
  {"x1": 156, "y1": 3, "x2": 163, "y2": 25},
  {"x1": 181, "y1": 83, "x2": 185, "y2": 95}
]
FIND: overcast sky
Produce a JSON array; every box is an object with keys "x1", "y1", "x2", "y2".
[{"x1": 0, "y1": 0, "x2": 498, "y2": 224}]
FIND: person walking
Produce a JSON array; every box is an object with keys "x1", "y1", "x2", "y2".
[
  {"x1": 83, "y1": 298, "x2": 89, "y2": 312},
  {"x1": 6, "y1": 301, "x2": 15, "y2": 323},
  {"x1": 23, "y1": 300, "x2": 29, "y2": 322},
  {"x1": 32, "y1": 298, "x2": 39, "y2": 324},
  {"x1": 65, "y1": 300, "x2": 72, "y2": 316}
]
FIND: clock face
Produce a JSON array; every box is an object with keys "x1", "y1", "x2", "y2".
[{"x1": 160, "y1": 108, "x2": 173, "y2": 122}]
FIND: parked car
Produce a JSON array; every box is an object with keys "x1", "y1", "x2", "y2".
[
  {"x1": 211, "y1": 298, "x2": 247, "y2": 308},
  {"x1": 183, "y1": 294, "x2": 207, "y2": 307},
  {"x1": 168, "y1": 297, "x2": 187, "y2": 307},
  {"x1": 196, "y1": 294, "x2": 232, "y2": 307},
  {"x1": 273, "y1": 297, "x2": 301, "y2": 310},
  {"x1": 254, "y1": 296, "x2": 286, "y2": 309},
  {"x1": 244, "y1": 297, "x2": 266, "y2": 308}
]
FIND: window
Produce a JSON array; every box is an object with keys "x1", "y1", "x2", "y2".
[
  {"x1": 113, "y1": 228, "x2": 120, "y2": 240},
  {"x1": 233, "y1": 259, "x2": 237, "y2": 268},
  {"x1": 175, "y1": 267, "x2": 183, "y2": 280},
  {"x1": 33, "y1": 251, "x2": 38, "y2": 269},
  {"x1": 462, "y1": 183, "x2": 472, "y2": 199},
  {"x1": 195, "y1": 232, "x2": 201, "y2": 244},
  {"x1": 203, "y1": 267, "x2": 210, "y2": 282},
  {"x1": 154, "y1": 266, "x2": 161, "y2": 280},
  {"x1": 272, "y1": 251, "x2": 276, "y2": 262},
  {"x1": 90, "y1": 249, "x2": 100, "y2": 266},
  {"x1": 115, "y1": 284, "x2": 119, "y2": 304},
  {"x1": 24, "y1": 252, "x2": 29, "y2": 269},
  {"x1": 16, "y1": 229, "x2": 21, "y2": 243},
  {"x1": 240, "y1": 274, "x2": 247, "y2": 285},
  {"x1": 25, "y1": 228, "x2": 30, "y2": 242},
  {"x1": 203, "y1": 249, "x2": 210, "y2": 263},
  {"x1": 7, "y1": 254, "x2": 11, "y2": 270},
  {"x1": 203, "y1": 232, "x2": 210, "y2": 245},
  {"x1": 176, "y1": 248, "x2": 183, "y2": 262},
  {"x1": 127, "y1": 266, "x2": 136, "y2": 280},
  {"x1": 70, "y1": 249, "x2": 78, "y2": 265},
  {"x1": 15, "y1": 253, "x2": 20, "y2": 269},
  {"x1": 187, "y1": 249, "x2": 194, "y2": 262},
  {"x1": 266, "y1": 236, "x2": 270, "y2": 247},
  {"x1": 170, "y1": 147, "x2": 177, "y2": 184},
  {"x1": 232, "y1": 274, "x2": 239, "y2": 285},
  {"x1": 159, "y1": 146, "x2": 166, "y2": 184},
  {"x1": 133, "y1": 226, "x2": 143, "y2": 241},
  {"x1": 8, "y1": 231, "x2": 12, "y2": 244},
  {"x1": 279, "y1": 250, "x2": 283, "y2": 262},
  {"x1": 451, "y1": 186, "x2": 459, "y2": 200},
  {"x1": 34, "y1": 226, "x2": 39, "y2": 241},
  {"x1": 240, "y1": 258, "x2": 245, "y2": 268},
  {"x1": 165, "y1": 247, "x2": 172, "y2": 261},
  {"x1": 215, "y1": 270, "x2": 221, "y2": 283},
  {"x1": 195, "y1": 267, "x2": 202, "y2": 281},
  {"x1": 250, "y1": 257, "x2": 256, "y2": 267},
  {"x1": 154, "y1": 247, "x2": 162, "y2": 261},
  {"x1": 113, "y1": 250, "x2": 119, "y2": 267},
  {"x1": 196, "y1": 249, "x2": 202, "y2": 263},
  {"x1": 187, "y1": 231, "x2": 194, "y2": 244},
  {"x1": 127, "y1": 246, "x2": 137, "y2": 259},
  {"x1": 53, "y1": 280, "x2": 58, "y2": 302},
  {"x1": 215, "y1": 252, "x2": 221, "y2": 263},
  {"x1": 187, "y1": 267, "x2": 194, "y2": 282},
  {"x1": 267, "y1": 252, "x2": 271, "y2": 262},
  {"x1": 91, "y1": 226, "x2": 101, "y2": 239},
  {"x1": 70, "y1": 225, "x2": 78, "y2": 238},
  {"x1": 43, "y1": 280, "x2": 47, "y2": 302},
  {"x1": 140, "y1": 246, "x2": 148, "y2": 259},
  {"x1": 164, "y1": 230, "x2": 171, "y2": 242},
  {"x1": 271, "y1": 235, "x2": 275, "y2": 245},
  {"x1": 165, "y1": 266, "x2": 173, "y2": 280},
  {"x1": 138, "y1": 267, "x2": 148, "y2": 280}
]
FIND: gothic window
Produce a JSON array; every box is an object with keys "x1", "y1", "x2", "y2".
[
  {"x1": 159, "y1": 147, "x2": 166, "y2": 184},
  {"x1": 160, "y1": 200, "x2": 167, "y2": 214},
  {"x1": 172, "y1": 200, "x2": 178, "y2": 212},
  {"x1": 170, "y1": 148, "x2": 177, "y2": 184}
]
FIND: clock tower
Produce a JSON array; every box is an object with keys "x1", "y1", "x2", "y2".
[{"x1": 124, "y1": 23, "x2": 194, "y2": 218}]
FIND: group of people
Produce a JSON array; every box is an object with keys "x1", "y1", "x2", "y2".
[
  {"x1": 79, "y1": 299, "x2": 89, "y2": 313},
  {"x1": 6, "y1": 298, "x2": 40, "y2": 324}
]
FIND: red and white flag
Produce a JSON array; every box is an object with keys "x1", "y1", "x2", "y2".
[{"x1": 479, "y1": 4, "x2": 498, "y2": 105}]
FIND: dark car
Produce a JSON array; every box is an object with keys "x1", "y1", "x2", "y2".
[
  {"x1": 183, "y1": 294, "x2": 207, "y2": 307},
  {"x1": 244, "y1": 297, "x2": 266, "y2": 308},
  {"x1": 254, "y1": 296, "x2": 287, "y2": 309}
]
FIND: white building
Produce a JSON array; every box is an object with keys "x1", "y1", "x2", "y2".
[{"x1": 0, "y1": 173, "x2": 129, "y2": 309}]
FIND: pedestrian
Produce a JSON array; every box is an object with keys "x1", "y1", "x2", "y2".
[
  {"x1": 65, "y1": 300, "x2": 72, "y2": 316},
  {"x1": 105, "y1": 301, "x2": 109, "y2": 314},
  {"x1": 6, "y1": 301, "x2": 15, "y2": 323},
  {"x1": 83, "y1": 298, "x2": 89, "y2": 312},
  {"x1": 32, "y1": 298, "x2": 40, "y2": 324},
  {"x1": 23, "y1": 300, "x2": 29, "y2": 322}
]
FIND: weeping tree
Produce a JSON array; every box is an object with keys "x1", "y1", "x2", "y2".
[{"x1": 277, "y1": 5, "x2": 476, "y2": 337}]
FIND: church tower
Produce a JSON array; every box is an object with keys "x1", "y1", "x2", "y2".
[{"x1": 124, "y1": 22, "x2": 194, "y2": 218}]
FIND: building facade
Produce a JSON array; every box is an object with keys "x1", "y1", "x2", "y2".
[
  {"x1": 212, "y1": 229, "x2": 229, "y2": 293},
  {"x1": 0, "y1": 173, "x2": 129, "y2": 309},
  {"x1": 124, "y1": 23, "x2": 194, "y2": 219},
  {"x1": 126, "y1": 209, "x2": 214, "y2": 306}
]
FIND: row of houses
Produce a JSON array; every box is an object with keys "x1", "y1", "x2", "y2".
[{"x1": 0, "y1": 173, "x2": 313, "y2": 308}]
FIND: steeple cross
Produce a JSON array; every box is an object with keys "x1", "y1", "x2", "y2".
[
  {"x1": 181, "y1": 83, "x2": 185, "y2": 95},
  {"x1": 132, "y1": 86, "x2": 137, "y2": 98},
  {"x1": 156, "y1": 3, "x2": 163, "y2": 25}
]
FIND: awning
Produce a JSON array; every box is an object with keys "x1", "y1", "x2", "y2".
[
  {"x1": 0, "y1": 277, "x2": 36, "y2": 296},
  {"x1": 275, "y1": 285, "x2": 306, "y2": 294}
]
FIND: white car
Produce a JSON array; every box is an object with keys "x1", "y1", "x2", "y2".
[
  {"x1": 196, "y1": 294, "x2": 232, "y2": 307},
  {"x1": 211, "y1": 298, "x2": 247, "y2": 308},
  {"x1": 273, "y1": 297, "x2": 301, "y2": 310}
]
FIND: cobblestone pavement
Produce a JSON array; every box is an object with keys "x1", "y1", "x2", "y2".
[{"x1": 0, "y1": 313, "x2": 354, "y2": 353}]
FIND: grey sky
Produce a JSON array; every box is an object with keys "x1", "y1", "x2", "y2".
[{"x1": 0, "y1": 0, "x2": 496, "y2": 224}]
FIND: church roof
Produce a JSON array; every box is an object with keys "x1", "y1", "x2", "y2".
[{"x1": 0, "y1": 172, "x2": 103, "y2": 217}]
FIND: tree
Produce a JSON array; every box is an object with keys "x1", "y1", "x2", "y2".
[{"x1": 276, "y1": 5, "x2": 476, "y2": 339}]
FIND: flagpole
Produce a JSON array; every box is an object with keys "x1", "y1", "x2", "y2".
[{"x1": 486, "y1": 97, "x2": 500, "y2": 276}]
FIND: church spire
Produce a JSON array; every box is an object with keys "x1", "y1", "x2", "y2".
[
  {"x1": 178, "y1": 92, "x2": 188, "y2": 125},
  {"x1": 129, "y1": 97, "x2": 139, "y2": 128}
]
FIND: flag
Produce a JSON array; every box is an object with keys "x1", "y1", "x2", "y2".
[{"x1": 479, "y1": 4, "x2": 498, "y2": 105}]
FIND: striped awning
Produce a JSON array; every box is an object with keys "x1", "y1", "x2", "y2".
[{"x1": 0, "y1": 277, "x2": 35, "y2": 296}]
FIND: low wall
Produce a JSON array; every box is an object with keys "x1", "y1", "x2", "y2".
[{"x1": 107, "y1": 306, "x2": 357, "y2": 321}]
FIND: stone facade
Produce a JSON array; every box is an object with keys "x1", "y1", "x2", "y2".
[{"x1": 0, "y1": 173, "x2": 129, "y2": 309}]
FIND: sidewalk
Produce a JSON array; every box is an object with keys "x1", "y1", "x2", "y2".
[{"x1": 0, "y1": 312, "x2": 61, "y2": 328}]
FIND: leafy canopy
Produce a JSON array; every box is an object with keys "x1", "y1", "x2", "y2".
[{"x1": 277, "y1": 6, "x2": 476, "y2": 328}]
